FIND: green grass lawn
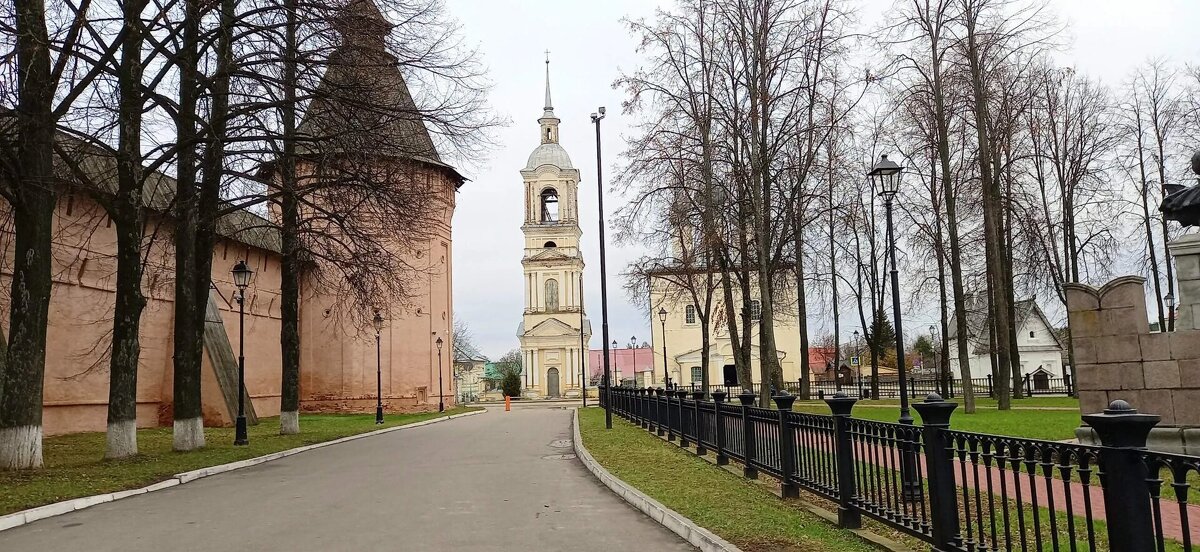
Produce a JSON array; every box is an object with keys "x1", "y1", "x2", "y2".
[
  {"x1": 792, "y1": 404, "x2": 1082, "y2": 441},
  {"x1": 577, "y1": 407, "x2": 878, "y2": 552},
  {"x1": 0, "y1": 408, "x2": 479, "y2": 516},
  {"x1": 794, "y1": 396, "x2": 1080, "y2": 409}
]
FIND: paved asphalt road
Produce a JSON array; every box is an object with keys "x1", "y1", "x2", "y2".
[{"x1": 0, "y1": 406, "x2": 695, "y2": 551}]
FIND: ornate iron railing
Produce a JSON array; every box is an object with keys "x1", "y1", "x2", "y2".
[{"x1": 604, "y1": 385, "x2": 1196, "y2": 551}]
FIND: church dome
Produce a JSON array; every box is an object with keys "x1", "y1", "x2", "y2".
[{"x1": 525, "y1": 142, "x2": 574, "y2": 171}]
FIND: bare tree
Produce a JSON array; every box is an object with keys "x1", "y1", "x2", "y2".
[{"x1": 0, "y1": 0, "x2": 114, "y2": 468}]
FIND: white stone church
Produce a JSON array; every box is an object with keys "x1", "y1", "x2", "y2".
[
  {"x1": 948, "y1": 296, "x2": 1066, "y2": 382},
  {"x1": 514, "y1": 58, "x2": 591, "y2": 398}
]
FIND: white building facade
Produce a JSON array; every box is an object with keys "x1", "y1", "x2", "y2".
[
  {"x1": 948, "y1": 297, "x2": 1065, "y2": 381},
  {"x1": 647, "y1": 270, "x2": 805, "y2": 389}
]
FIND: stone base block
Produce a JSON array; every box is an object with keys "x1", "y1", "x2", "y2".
[{"x1": 1076, "y1": 425, "x2": 1200, "y2": 455}]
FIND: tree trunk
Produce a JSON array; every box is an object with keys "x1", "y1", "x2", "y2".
[
  {"x1": 930, "y1": 158, "x2": 951, "y2": 399},
  {"x1": 1001, "y1": 157, "x2": 1022, "y2": 399},
  {"x1": 717, "y1": 251, "x2": 745, "y2": 391},
  {"x1": 1134, "y1": 120, "x2": 1166, "y2": 330},
  {"x1": 0, "y1": 0, "x2": 56, "y2": 470},
  {"x1": 828, "y1": 176, "x2": 840, "y2": 394},
  {"x1": 172, "y1": 0, "x2": 205, "y2": 450},
  {"x1": 964, "y1": 0, "x2": 1012, "y2": 410},
  {"x1": 930, "y1": 50, "x2": 975, "y2": 411},
  {"x1": 106, "y1": 0, "x2": 150, "y2": 459},
  {"x1": 278, "y1": 0, "x2": 301, "y2": 435},
  {"x1": 1154, "y1": 119, "x2": 1176, "y2": 331},
  {"x1": 794, "y1": 205, "x2": 810, "y2": 399}
]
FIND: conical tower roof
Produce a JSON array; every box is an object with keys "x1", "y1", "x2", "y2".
[{"x1": 297, "y1": 0, "x2": 453, "y2": 174}]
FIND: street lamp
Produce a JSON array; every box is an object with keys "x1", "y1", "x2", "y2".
[
  {"x1": 611, "y1": 339, "x2": 619, "y2": 385},
  {"x1": 658, "y1": 307, "x2": 669, "y2": 389},
  {"x1": 869, "y1": 153, "x2": 920, "y2": 501},
  {"x1": 1166, "y1": 292, "x2": 1176, "y2": 333},
  {"x1": 592, "y1": 106, "x2": 613, "y2": 430},
  {"x1": 930, "y1": 323, "x2": 946, "y2": 397},
  {"x1": 853, "y1": 329, "x2": 862, "y2": 397},
  {"x1": 436, "y1": 337, "x2": 445, "y2": 413},
  {"x1": 231, "y1": 260, "x2": 253, "y2": 446},
  {"x1": 373, "y1": 310, "x2": 384, "y2": 424},
  {"x1": 630, "y1": 335, "x2": 638, "y2": 385}
]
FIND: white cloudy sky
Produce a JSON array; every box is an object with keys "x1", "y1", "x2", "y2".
[{"x1": 443, "y1": 0, "x2": 1200, "y2": 360}]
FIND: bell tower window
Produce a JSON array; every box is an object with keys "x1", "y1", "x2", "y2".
[{"x1": 540, "y1": 188, "x2": 559, "y2": 223}]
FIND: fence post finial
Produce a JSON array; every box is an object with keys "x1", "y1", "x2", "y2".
[
  {"x1": 912, "y1": 393, "x2": 959, "y2": 551},
  {"x1": 1081, "y1": 399, "x2": 1160, "y2": 552},
  {"x1": 772, "y1": 393, "x2": 798, "y2": 498},
  {"x1": 825, "y1": 392, "x2": 861, "y2": 528}
]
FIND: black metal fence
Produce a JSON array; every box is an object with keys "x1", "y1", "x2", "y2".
[
  {"x1": 601, "y1": 385, "x2": 1198, "y2": 551},
  {"x1": 672, "y1": 373, "x2": 1075, "y2": 400}
]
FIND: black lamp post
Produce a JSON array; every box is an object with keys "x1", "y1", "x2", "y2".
[
  {"x1": 853, "y1": 329, "x2": 862, "y2": 398},
  {"x1": 592, "y1": 106, "x2": 612, "y2": 430},
  {"x1": 436, "y1": 337, "x2": 445, "y2": 412},
  {"x1": 930, "y1": 323, "x2": 946, "y2": 397},
  {"x1": 658, "y1": 308, "x2": 669, "y2": 388},
  {"x1": 611, "y1": 339, "x2": 619, "y2": 384},
  {"x1": 373, "y1": 310, "x2": 384, "y2": 424},
  {"x1": 630, "y1": 335, "x2": 638, "y2": 385},
  {"x1": 870, "y1": 153, "x2": 920, "y2": 501},
  {"x1": 231, "y1": 260, "x2": 253, "y2": 446},
  {"x1": 1166, "y1": 292, "x2": 1176, "y2": 332}
]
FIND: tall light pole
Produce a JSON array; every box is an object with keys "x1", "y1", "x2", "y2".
[
  {"x1": 658, "y1": 308, "x2": 669, "y2": 389},
  {"x1": 592, "y1": 107, "x2": 612, "y2": 429},
  {"x1": 373, "y1": 310, "x2": 384, "y2": 424},
  {"x1": 436, "y1": 337, "x2": 445, "y2": 412},
  {"x1": 231, "y1": 260, "x2": 253, "y2": 446},
  {"x1": 870, "y1": 153, "x2": 919, "y2": 501}
]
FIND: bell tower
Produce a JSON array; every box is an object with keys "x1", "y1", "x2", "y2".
[{"x1": 516, "y1": 54, "x2": 589, "y2": 399}]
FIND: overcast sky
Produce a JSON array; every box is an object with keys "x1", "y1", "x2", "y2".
[{"x1": 444, "y1": 0, "x2": 1200, "y2": 361}]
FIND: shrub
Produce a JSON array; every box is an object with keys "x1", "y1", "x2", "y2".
[{"x1": 502, "y1": 370, "x2": 522, "y2": 397}]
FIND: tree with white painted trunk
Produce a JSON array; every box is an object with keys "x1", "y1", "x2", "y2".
[{"x1": 0, "y1": 0, "x2": 114, "y2": 468}]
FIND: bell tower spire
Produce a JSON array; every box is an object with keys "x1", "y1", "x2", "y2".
[
  {"x1": 543, "y1": 50, "x2": 554, "y2": 116},
  {"x1": 539, "y1": 51, "x2": 560, "y2": 144}
]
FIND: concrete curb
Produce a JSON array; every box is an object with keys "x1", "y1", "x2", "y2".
[
  {"x1": 0, "y1": 409, "x2": 484, "y2": 533},
  {"x1": 572, "y1": 409, "x2": 742, "y2": 552}
]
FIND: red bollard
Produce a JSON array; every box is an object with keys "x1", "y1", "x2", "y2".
[{"x1": 505, "y1": 395, "x2": 511, "y2": 412}]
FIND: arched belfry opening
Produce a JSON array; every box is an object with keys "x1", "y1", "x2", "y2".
[
  {"x1": 540, "y1": 188, "x2": 559, "y2": 223},
  {"x1": 543, "y1": 241, "x2": 557, "y2": 248}
]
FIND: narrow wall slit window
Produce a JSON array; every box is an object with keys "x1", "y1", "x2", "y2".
[{"x1": 545, "y1": 279, "x2": 559, "y2": 311}]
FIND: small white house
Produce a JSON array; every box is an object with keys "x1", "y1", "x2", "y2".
[
  {"x1": 454, "y1": 346, "x2": 489, "y2": 403},
  {"x1": 948, "y1": 297, "x2": 1065, "y2": 381}
]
